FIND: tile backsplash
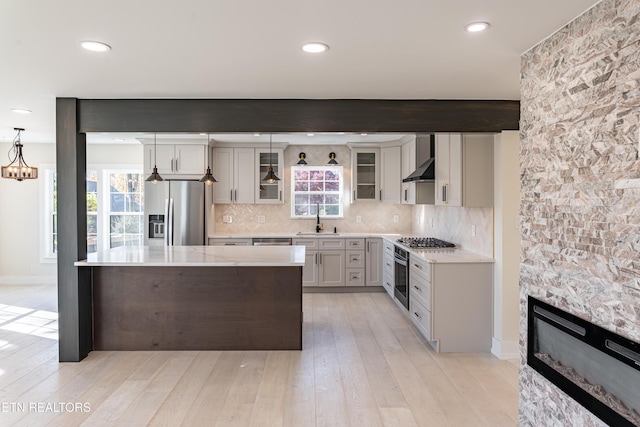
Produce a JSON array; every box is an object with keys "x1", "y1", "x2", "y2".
[
  {"x1": 212, "y1": 144, "x2": 413, "y2": 234},
  {"x1": 412, "y1": 205, "x2": 493, "y2": 257}
]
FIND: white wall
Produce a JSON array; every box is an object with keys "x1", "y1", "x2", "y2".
[
  {"x1": 0, "y1": 142, "x2": 143, "y2": 284},
  {"x1": 491, "y1": 131, "x2": 520, "y2": 359}
]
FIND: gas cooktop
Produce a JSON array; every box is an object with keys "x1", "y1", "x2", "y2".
[{"x1": 396, "y1": 237, "x2": 456, "y2": 249}]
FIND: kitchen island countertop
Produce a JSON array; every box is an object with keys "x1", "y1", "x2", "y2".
[{"x1": 75, "y1": 245, "x2": 306, "y2": 267}]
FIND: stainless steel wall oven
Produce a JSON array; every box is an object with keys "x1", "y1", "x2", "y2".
[{"x1": 394, "y1": 245, "x2": 409, "y2": 309}]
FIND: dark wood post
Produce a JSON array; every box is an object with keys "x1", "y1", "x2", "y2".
[{"x1": 56, "y1": 98, "x2": 92, "y2": 361}]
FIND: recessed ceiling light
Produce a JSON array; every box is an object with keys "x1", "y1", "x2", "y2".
[
  {"x1": 465, "y1": 22, "x2": 490, "y2": 33},
  {"x1": 302, "y1": 42, "x2": 329, "y2": 53},
  {"x1": 360, "y1": 133, "x2": 368, "y2": 136},
  {"x1": 253, "y1": 133, "x2": 261, "y2": 137},
  {"x1": 80, "y1": 40, "x2": 112, "y2": 52},
  {"x1": 11, "y1": 108, "x2": 32, "y2": 114},
  {"x1": 307, "y1": 133, "x2": 315, "y2": 137}
]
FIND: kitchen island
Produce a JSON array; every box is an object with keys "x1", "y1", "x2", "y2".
[{"x1": 75, "y1": 245, "x2": 305, "y2": 351}]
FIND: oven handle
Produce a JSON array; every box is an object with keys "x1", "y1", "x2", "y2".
[{"x1": 394, "y1": 254, "x2": 408, "y2": 266}]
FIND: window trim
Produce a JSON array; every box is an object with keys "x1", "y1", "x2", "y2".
[
  {"x1": 290, "y1": 165, "x2": 344, "y2": 219},
  {"x1": 39, "y1": 164, "x2": 57, "y2": 263},
  {"x1": 40, "y1": 164, "x2": 143, "y2": 259}
]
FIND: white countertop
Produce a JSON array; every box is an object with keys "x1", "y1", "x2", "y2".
[
  {"x1": 74, "y1": 245, "x2": 306, "y2": 267},
  {"x1": 209, "y1": 232, "x2": 402, "y2": 239},
  {"x1": 408, "y1": 248, "x2": 494, "y2": 264},
  {"x1": 381, "y1": 236, "x2": 494, "y2": 264}
]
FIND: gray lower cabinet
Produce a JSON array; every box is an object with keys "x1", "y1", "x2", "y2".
[
  {"x1": 382, "y1": 239, "x2": 395, "y2": 296},
  {"x1": 302, "y1": 250, "x2": 319, "y2": 286},
  {"x1": 346, "y1": 238, "x2": 365, "y2": 286},
  {"x1": 294, "y1": 238, "x2": 346, "y2": 287},
  {"x1": 409, "y1": 256, "x2": 492, "y2": 352},
  {"x1": 319, "y1": 251, "x2": 346, "y2": 286},
  {"x1": 365, "y1": 238, "x2": 382, "y2": 286}
]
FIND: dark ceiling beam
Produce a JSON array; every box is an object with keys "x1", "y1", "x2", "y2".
[{"x1": 77, "y1": 99, "x2": 520, "y2": 133}]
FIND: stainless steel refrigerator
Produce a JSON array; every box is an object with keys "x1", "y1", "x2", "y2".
[{"x1": 144, "y1": 180, "x2": 206, "y2": 246}]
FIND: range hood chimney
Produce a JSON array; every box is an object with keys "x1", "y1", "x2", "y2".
[{"x1": 403, "y1": 134, "x2": 435, "y2": 182}]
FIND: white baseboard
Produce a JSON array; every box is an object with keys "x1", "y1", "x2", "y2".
[
  {"x1": 491, "y1": 337, "x2": 519, "y2": 359},
  {"x1": 0, "y1": 276, "x2": 57, "y2": 286}
]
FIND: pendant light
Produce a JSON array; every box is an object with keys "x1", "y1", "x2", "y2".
[
  {"x1": 145, "y1": 133, "x2": 164, "y2": 183},
  {"x1": 199, "y1": 134, "x2": 217, "y2": 185},
  {"x1": 1, "y1": 128, "x2": 38, "y2": 181},
  {"x1": 262, "y1": 133, "x2": 280, "y2": 183}
]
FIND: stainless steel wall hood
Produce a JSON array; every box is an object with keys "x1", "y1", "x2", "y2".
[
  {"x1": 403, "y1": 134, "x2": 435, "y2": 182},
  {"x1": 402, "y1": 158, "x2": 435, "y2": 182}
]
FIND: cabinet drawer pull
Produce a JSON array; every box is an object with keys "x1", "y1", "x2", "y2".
[
  {"x1": 413, "y1": 263, "x2": 422, "y2": 270},
  {"x1": 353, "y1": 190, "x2": 356, "y2": 201},
  {"x1": 350, "y1": 256, "x2": 359, "y2": 262},
  {"x1": 350, "y1": 273, "x2": 360, "y2": 280},
  {"x1": 414, "y1": 311, "x2": 422, "y2": 320},
  {"x1": 413, "y1": 285, "x2": 420, "y2": 290},
  {"x1": 279, "y1": 190, "x2": 282, "y2": 201},
  {"x1": 175, "y1": 158, "x2": 178, "y2": 172},
  {"x1": 386, "y1": 263, "x2": 391, "y2": 267}
]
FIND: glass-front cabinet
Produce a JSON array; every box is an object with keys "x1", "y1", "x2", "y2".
[
  {"x1": 350, "y1": 148, "x2": 380, "y2": 202},
  {"x1": 255, "y1": 148, "x2": 284, "y2": 204}
]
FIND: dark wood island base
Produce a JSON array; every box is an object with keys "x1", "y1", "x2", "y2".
[{"x1": 91, "y1": 266, "x2": 302, "y2": 351}]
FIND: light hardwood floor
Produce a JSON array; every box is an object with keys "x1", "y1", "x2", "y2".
[{"x1": 0, "y1": 284, "x2": 519, "y2": 426}]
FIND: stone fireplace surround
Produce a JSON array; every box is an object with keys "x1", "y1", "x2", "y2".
[{"x1": 520, "y1": 0, "x2": 640, "y2": 425}]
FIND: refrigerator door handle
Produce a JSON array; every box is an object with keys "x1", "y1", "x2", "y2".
[
  {"x1": 168, "y1": 198, "x2": 175, "y2": 246},
  {"x1": 164, "y1": 199, "x2": 170, "y2": 246}
]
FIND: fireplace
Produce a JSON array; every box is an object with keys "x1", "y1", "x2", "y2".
[{"x1": 527, "y1": 296, "x2": 640, "y2": 426}]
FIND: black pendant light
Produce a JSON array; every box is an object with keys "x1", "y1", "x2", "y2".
[
  {"x1": 199, "y1": 134, "x2": 217, "y2": 185},
  {"x1": 145, "y1": 133, "x2": 164, "y2": 183},
  {"x1": 262, "y1": 133, "x2": 280, "y2": 183},
  {"x1": 1, "y1": 128, "x2": 38, "y2": 181}
]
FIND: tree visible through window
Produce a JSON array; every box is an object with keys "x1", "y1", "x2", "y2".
[
  {"x1": 43, "y1": 168, "x2": 144, "y2": 257},
  {"x1": 108, "y1": 172, "x2": 144, "y2": 248},
  {"x1": 291, "y1": 166, "x2": 343, "y2": 218}
]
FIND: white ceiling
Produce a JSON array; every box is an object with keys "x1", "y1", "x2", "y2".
[{"x1": 1, "y1": 0, "x2": 600, "y2": 145}]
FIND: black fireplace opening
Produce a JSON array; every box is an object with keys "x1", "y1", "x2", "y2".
[{"x1": 527, "y1": 296, "x2": 640, "y2": 427}]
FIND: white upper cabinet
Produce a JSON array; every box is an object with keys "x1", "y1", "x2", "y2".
[
  {"x1": 435, "y1": 133, "x2": 462, "y2": 206},
  {"x1": 401, "y1": 140, "x2": 416, "y2": 204},
  {"x1": 380, "y1": 146, "x2": 402, "y2": 204},
  {"x1": 435, "y1": 133, "x2": 493, "y2": 207},
  {"x1": 351, "y1": 148, "x2": 380, "y2": 203},
  {"x1": 255, "y1": 148, "x2": 284, "y2": 204},
  {"x1": 144, "y1": 143, "x2": 207, "y2": 177},
  {"x1": 213, "y1": 147, "x2": 255, "y2": 204}
]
